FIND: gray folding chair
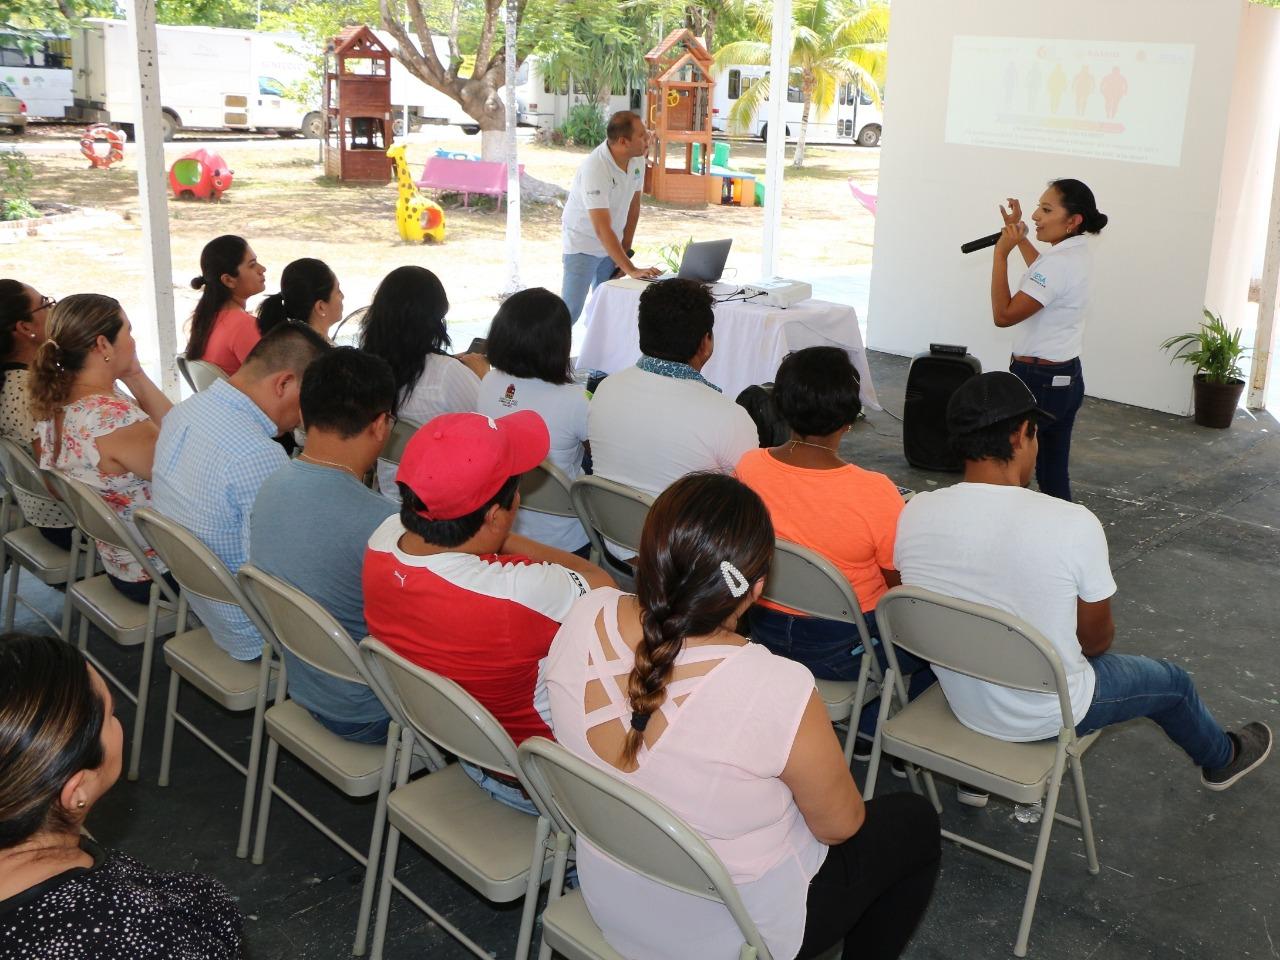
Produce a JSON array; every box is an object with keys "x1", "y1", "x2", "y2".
[
  {"x1": 379, "y1": 415, "x2": 423, "y2": 466},
  {"x1": 519, "y1": 459, "x2": 589, "y2": 550},
  {"x1": 568, "y1": 475, "x2": 654, "y2": 589},
  {"x1": 46, "y1": 470, "x2": 182, "y2": 782},
  {"x1": 237, "y1": 564, "x2": 440, "y2": 956},
  {"x1": 517, "y1": 736, "x2": 774, "y2": 960},
  {"x1": 759, "y1": 540, "x2": 884, "y2": 767},
  {"x1": 132, "y1": 507, "x2": 276, "y2": 860},
  {"x1": 0, "y1": 437, "x2": 86, "y2": 638},
  {"x1": 359, "y1": 637, "x2": 563, "y2": 960},
  {"x1": 176, "y1": 353, "x2": 229, "y2": 392},
  {"x1": 869, "y1": 586, "x2": 1101, "y2": 957}
]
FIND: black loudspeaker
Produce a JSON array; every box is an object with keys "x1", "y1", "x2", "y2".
[{"x1": 902, "y1": 344, "x2": 982, "y2": 472}]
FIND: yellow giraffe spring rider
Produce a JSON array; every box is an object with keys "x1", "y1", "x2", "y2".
[{"x1": 386, "y1": 143, "x2": 446, "y2": 244}]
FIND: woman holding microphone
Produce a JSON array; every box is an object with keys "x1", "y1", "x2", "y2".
[{"x1": 990, "y1": 179, "x2": 1107, "y2": 501}]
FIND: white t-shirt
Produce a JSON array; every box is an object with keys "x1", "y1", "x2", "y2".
[
  {"x1": 476, "y1": 370, "x2": 590, "y2": 552},
  {"x1": 893, "y1": 483, "x2": 1117, "y2": 741},
  {"x1": 588, "y1": 364, "x2": 758, "y2": 506},
  {"x1": 377, "y1": 353, "x2": 482, "y2": 499},
  {"x1": 1013, "y1": 234, "x2": 1091, "y2": 362},
  {"x1": 561, "y1": 140, "x2": 645, "y2": 257}
]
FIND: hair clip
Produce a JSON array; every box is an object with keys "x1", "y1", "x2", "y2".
[{"x1": 720, "y1": 560, "x2": 749, "y2": 598}]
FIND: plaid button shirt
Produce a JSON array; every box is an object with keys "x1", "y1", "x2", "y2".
[{"x1": 152, "y1": 380, "x2": 288, "y2": 660}]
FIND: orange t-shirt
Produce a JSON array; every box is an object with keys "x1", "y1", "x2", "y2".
[
  {"x1": 735, "y1": 447, "x2": 903, "y2": 613},
  {"x1": 199, "y1": 306, "x2": 261, "y2": 375}
]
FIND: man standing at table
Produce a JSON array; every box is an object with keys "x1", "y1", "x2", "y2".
[{"x1": 561, "y1": 110, "x2": 662, "y2": 324}]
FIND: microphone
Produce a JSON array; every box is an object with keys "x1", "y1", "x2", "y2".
[{"x1": 960, "y1": 231, "x2": 1003, "y2": 254}]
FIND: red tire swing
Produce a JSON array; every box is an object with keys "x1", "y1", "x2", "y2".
[{"x1": 81, "y1": 124, "x2": 125, "y2": 169}]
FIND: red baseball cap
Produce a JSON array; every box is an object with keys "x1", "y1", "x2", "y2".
[{"x1": 396, "y1": 411, "x2": 549, "y2": 520}]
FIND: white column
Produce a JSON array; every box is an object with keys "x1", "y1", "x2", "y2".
[
  {"x1": 760, "y1": 0, "x2": 792, "y2": 278},
  {"x1": 1249, "y1": 125, "x2": 1280, "y2": 410},
  {"x1": 503, "y1": 0, "x2": 522, "y2": 296},
  {"x1": 125, "y1": 0, "x2": 180, "y2": 398}
]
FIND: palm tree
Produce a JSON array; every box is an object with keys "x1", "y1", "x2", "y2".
[{"x1": 714, "y1": 0, "x2": 888, "y2": 167}]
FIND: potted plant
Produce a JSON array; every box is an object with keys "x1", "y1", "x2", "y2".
[{"x1": 1160, "y1": 308, "x2": 1248, "y2": 429}]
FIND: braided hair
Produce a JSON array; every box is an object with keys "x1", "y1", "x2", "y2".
[{"x1": 621, "y1": 473, "x2": 774, "y2": 766}]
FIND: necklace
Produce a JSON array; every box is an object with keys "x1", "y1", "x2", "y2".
[
  {"x1": 298, "y1": 453, "x2": 361, "y2": 480},
  {"x1": 788, "y1": 439, "x2": 842, "y2": 458}
]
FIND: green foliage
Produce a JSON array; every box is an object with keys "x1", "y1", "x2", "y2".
[
  {"x1": 0, "y1": 147, "x2": 35, "y2": 222},
  {"x1": 527, "y1": 0, "x2": 670, "y2": 105},
  {"x1": 559, "y1": 102, "x2": 606, "y2": 146},
  {"x1": 1160, "y1": 308, "x2": 1249, "y2": 385},
  {"x1": 653, "y1": 236, "x2": 693, "y2": 273}
]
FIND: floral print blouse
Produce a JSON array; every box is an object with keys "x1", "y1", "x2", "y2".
[{"x1": 36, "y1": 391, "x2": 165, "y2": 583}]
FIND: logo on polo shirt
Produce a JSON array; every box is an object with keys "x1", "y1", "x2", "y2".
[
  {"x1": 500, "y1": 383, "x2": 518, "y2": 408},
  {"x1": 1029, "y1": 272, "x2": 1048, "y2": 288},
  {"x1": 393, "y1": 571, "x2": 407, "y2": 588}
]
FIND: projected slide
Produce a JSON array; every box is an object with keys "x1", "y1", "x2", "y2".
[{"x1": 944, "y1": 36, "x2": 1196, "y2": 167}]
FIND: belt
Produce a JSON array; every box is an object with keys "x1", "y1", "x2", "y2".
[{"x1": 1012, "y1": 355, "x2": 1076, "y2": 366}]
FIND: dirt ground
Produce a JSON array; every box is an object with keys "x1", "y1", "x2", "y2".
[{"x1": 0, "y1": 125, "x2": 879, "y2": 370}]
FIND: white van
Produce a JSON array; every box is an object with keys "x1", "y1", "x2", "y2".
[
  {"x1": 711, "y1": 64, "x2": 883, "y2": 146},
  {"x1": 0, "y1": 29, "x2": 73, "y2": 120}
]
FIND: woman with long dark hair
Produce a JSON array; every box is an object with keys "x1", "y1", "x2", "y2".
[
  {"x1": 0, "y1": 633, "x2": 242, "y2": 958},
  {"x1": 256, "y1": 257, "x2": 343, "y2": 340},
  {"x1": 476, "y1": 287, "x2": 588, "y2": 552},
  {"x1": 543, "y1": 473, "x2": 940, "y2": 960},
  {"x1": 359, "y1": 265, "x2": 489, "y2": 497},
  {"x1": 991, "y1": 178, "x2": 1108, "y2": 501},
  {"x1": 185, "y1": 234, "x2": 267, "y2": 375},
  {"x1": 0, "y1": 280, "x2": 76, "y2": 547}
]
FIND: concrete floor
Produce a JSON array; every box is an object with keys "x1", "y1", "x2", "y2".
[{"x1": 17, "y1": 349, "x2": 1278, "y2": 960}]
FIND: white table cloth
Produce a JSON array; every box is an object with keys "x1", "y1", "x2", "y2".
[{"x1": 578, "y1": 279, "x2": 879, "y2": 409}]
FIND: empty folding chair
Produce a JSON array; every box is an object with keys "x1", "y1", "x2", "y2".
[
  {"x1": 46, "y1": 470, "x2": 182, "y2": 782},
  {"x1": 379, "y1": 416, "x2": 423, "y2": 467},
  {"x1": 360, "y1": 637, "x2": 562, "y2": 960},
  {"x1": 868, "y1": 586, "x2": 1102, "y2": 957},
  {"x1": 517, "y1": 736, "x2": 775, "y2": 960},
  {"x1": 568, "y1": 475, "x2": 653, "y2": 590},
  {"x1": 760, "y1": 540, "x2": 884, "y2": 767},
  {"x1": 132, "y1": 507, "x2": 276, "y2": 860},
  {"x1": 238, "y1": 564, "x2": 442, "y2": 956},
  {"x1": 176, "y1": 353, "x2": 229, "y2": 392},
  {"x1": 0, "y1": 437, "x2": 86, "y2": 637}
]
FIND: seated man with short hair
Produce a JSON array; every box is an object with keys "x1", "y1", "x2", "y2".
[
  {"x1": 363, "y1": 410, "x2": 614, "y2": 810},
  {"x1": 894, "y1": 371, "x2": 1271, "y2": 792},
  {"x1": 250, "y1": 347, "x2": 397, "y2": 743},
  {"x1": 588, "y1": 278, "x2": 758, "y2": 500},
  {"x1": 152, "y1": 322, "x2": 330, "y2": 661}
]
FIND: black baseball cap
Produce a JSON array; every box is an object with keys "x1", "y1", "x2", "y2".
[{"x1": 947, "y1": 371, "x2": 1055, "y2": 435}]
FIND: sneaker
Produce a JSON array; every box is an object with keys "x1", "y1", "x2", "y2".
[
  {"x1": 891, "y1": 758, "x2": 908, "y2": 779},
  {"x1": 956, "y1": 783, "x2": 989, "y2": 808},
  {"x1": 852, "y1": 733, "x2": 874, "y2": 762},
  {"x1": 1202, "y1": 722, "x2": 1272, "y2": 791}
]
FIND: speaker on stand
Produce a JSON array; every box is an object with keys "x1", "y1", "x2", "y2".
[{"x1": 902, "y1": 344, "x2": 982, "y2": 472}]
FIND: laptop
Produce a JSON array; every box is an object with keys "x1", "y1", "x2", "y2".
[{"x1": 643, "y1": 238, "x2": 733, "y2": 283}]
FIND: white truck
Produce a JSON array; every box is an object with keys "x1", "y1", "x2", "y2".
[
  {"x1": 0, "y1": 28, "x2": 74, "y2": 119},
  {"x1": 65, "y1": 20, "x2": 321, "y2": 139},
  {"x1": 711, "y1": 64, "x2": 883, "y2": 146}
]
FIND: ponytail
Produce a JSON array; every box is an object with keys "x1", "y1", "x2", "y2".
[
  {"x1": 187, "y1": 234, "x2": 248, "y2": 359},
  {"x1": 29, "y1": 294, "x2": 123, "y2": 421},
  {"x1": 256, "y1": 258, "x2": 336, "y2": 336},
  {"x1": 620, "y1": 473, "x2": 774, "y2": 767},
  {"x1": 1049, "y1": 178, "x2": 1107, "y2": 236}
]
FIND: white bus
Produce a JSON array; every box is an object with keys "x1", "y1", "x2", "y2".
[
  {"x1": 0, "y1": 28, "x2": 73, "y2": 119},
  {"x1": 711, "y1": 64, "x2": 883, "y2": 146}
]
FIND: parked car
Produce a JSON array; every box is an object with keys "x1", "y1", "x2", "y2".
[{"x1": 0, "y1": 81, "x2": 26, "y2": 135}]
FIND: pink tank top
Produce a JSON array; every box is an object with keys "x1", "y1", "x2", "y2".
[{"x1": 543, "y1": 588, "x2": 827, "y2": 960}]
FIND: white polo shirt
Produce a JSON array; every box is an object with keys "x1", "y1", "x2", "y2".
[
  {"x1": 894, "y1": 483, "x2": 1117, "y2": 742},
  {"x1": 561, "y1": 140, "x2": 645, "y2": 257},
  {"x1": 1012, "y1": 234, "x2": 1092, "y2": 362}
]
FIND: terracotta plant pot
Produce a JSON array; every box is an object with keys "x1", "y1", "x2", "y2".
[{"x1": 1192, "y1": 373, "x2": 1245, "y2": 429}]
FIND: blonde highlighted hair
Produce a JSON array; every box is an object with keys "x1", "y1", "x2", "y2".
[{"x1": 28, "y1": 293, "x2": 123, "y2": 421}]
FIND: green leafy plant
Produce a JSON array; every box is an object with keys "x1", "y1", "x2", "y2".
[
  {"x1": 0, "y1": 149, "x2": 36, "y2": 223},
  {"x1": 1160, "y1": 308, "x2": 1249, "y2": 385},
  {"x1": 559, "y1": 103, "x2": 606, "y2": 147},
  {"x1": 653, "y1": 236, "x2": 693, "y2": 274}
]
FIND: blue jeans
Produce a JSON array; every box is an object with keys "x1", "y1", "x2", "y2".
[
  {"x1": 562, "y1": 252, "x2": 617, "y2": 325},
  {"x1": 750, "y1": 607, "x2": 936, "y2": 737},
  {"x1": 311, "y1": 711, "x2": 391, "y2": 745},
  {"x1": 1076, "y1": 654, "x2": 1232, "y2": 770},
  {"x1": 461, "y1": 760, "x2": 540, "y2": 816},
  {"x1": 1009, "y1": 357, "x2": 1085, "y2": 501}
]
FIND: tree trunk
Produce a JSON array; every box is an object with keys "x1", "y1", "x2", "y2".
[
  {"x1": 458, "y1": 76, "x2": 509, "y2": 161},
  {"x1": 793, "y1": 93, "x2": 813, "y2": 167}
]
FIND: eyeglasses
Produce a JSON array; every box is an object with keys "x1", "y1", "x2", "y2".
[{"x1": 35, "y1": 296, "x2": 56, "y2": 313}]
